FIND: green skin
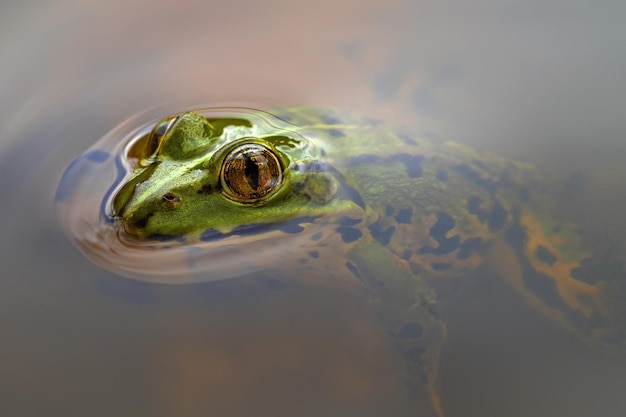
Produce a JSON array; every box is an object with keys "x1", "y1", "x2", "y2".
[
  {"x1": 115, "y1": 111, "x2": 356, "y2": 237},
  {"x1": 113, "y1": 108, "x2": 624, "y2": 416}
]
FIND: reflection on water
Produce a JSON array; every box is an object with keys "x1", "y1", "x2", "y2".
[
  {"x1": 54, "y1": 106, "x2": 339, "y2": 283},
  {"x1": 2, "y1": 1, "x2": 626, "y2": 416}
]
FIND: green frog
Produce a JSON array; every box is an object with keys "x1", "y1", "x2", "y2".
[{"x1": 58, "y1": 107, "x2": 625, "y2": 417}]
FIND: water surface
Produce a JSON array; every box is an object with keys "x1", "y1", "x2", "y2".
[{"x1": 1, "y1": 1, "x2": 626, "y2": 416}]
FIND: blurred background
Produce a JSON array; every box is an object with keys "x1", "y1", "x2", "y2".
[{"x1": 1, "y1": 1, "x2": 626, "y2": 416}]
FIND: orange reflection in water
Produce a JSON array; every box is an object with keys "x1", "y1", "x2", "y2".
[{"x1": 143, "y1": 286, "x2": 409, "y2": 417}]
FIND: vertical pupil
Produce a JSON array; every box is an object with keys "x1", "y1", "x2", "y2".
[
  {"x1": 244, "y1": 154, "x2": 260, "y2": 190},
  {"x1": 221, "y1": 143, "x2": 283, "y2": 203}
]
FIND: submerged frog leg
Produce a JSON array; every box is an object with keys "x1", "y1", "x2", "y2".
[
  {"x1": 346, "y1": 241, "x2": 447, "y2": 417},
  {"x1": 493, "y1": 212, "x2": 626, "y2": 347}
]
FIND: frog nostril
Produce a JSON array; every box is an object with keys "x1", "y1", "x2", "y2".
[
  {"x1": 162, "y1": 192, "x2": 180, "y2": 202},
  {"x1": 161, "y1": 192, "x2": 181, "y2": 208}
]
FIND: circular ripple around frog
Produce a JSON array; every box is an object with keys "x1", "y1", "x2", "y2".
[{"x1": 55, "y1": 106, "x2": 366, "y2": 283}]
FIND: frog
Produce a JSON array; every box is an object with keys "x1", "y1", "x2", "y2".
[{"x1": 56, "y1": 107, "x2": 626, "y2": 417}]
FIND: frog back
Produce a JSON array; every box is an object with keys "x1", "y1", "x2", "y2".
[{"x1": 285, "y1": 108, "x2": 623, "y2": 347}]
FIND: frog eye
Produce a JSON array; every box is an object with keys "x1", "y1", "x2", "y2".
[{"x1": 220, "y1": 143, "x2": 283, "y2": 203}]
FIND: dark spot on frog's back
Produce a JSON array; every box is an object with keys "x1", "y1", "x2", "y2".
[
  {"x1": 466, "y1": 195, "x2": 508, "y2": 232},
  {"x1": 418, "y1": 212, "x2": 460, "y2": 255},
  {"x1": 394, "y1": 207, "x2": 413, "y2": 224},
  {"x1": 390, "y1": 154, "x2": 424, "y2": 178},
  {"x1": 335, "y1": 226, "x2": 363, "y2": 243},
  {"x1": 535, "y1": 245, "x2": 557, "y2": 266},
  {"x1": 436, "y1": 169, "x2": 448, "y2": 181}
]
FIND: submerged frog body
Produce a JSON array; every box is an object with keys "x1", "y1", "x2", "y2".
[{"x1": 56, "y1": 107, "x2": 625, "y2": 416}]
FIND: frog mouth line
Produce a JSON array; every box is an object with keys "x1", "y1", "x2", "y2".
[{"x1": 196, "y1": 215, "x2": 323, "y2": 242}]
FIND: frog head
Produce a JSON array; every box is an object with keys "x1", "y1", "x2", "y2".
[{"x1": 112, "y1": 111, "x2": 362, "y2": 239}]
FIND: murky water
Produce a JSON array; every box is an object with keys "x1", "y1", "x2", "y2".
[{"x1": 2, "y1": 1, "x2": 626, "y2": 416}]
